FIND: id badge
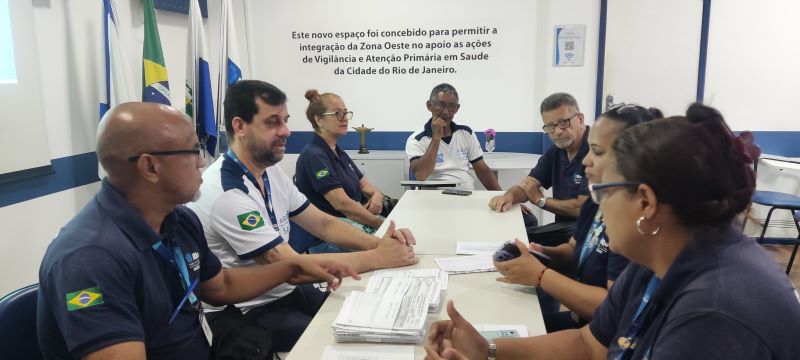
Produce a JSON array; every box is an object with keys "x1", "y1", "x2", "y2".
[{"x1": 199, "y1": 312, "x2": 213, "y2": 345}]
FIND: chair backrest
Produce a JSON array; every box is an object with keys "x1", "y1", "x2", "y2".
[{"x1": 0, "y1": 284, "x2": 42, "y2": 360}]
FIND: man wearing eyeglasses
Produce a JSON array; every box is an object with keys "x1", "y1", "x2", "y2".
[
  {"x1": 405, "y1": 83, "x2": 501, "y2": 190},
  {"x1": 188, "y1": 80, "x2": 418, "y2": 352},
  {"x1": 489, "y1": 92, "x2": 590, "y2": 244},
  {"x1": 37, "y1": 102, "x2": 358, "y2": 360}
]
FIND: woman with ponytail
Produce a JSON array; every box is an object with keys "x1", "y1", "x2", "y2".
[{"x1": 295, "y1": 90, "x2": 387, "y2": 253}]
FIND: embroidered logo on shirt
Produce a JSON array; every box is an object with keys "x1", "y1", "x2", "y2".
[
  {"x1": 573, "y1": 173, "x2": 584, "y2": 185},
  {"x1": 65, "y1": 286, "x2": 104, "y2": 311},
  {"x1": 457, "y1": 148, "x2": 469, "y2": 161},
  {"x1": 436, "y1": 153, "x2": 444, "y2": 163},
  {"x1": 237, "y1": 211, "x2": 265, "y2": 231},
  {"x1": 186, "y1": 252, "x2": 201, "y2": 271},
  {"x1": 315, "y1": 168, "x2": 330, "y2": 179}
]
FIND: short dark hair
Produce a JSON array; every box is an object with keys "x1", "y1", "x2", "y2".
[
  {"x1": 540, "y1": 92, "x2": 579, "y2": 113},
  {"x1": 612, "y1": 103, "x2": 757, "y2": 227},
  {"x1": 223, "y1": 80, "x2": 287, "y2": 137},
  {"x1": 600, "y1": 104, "x2": 663, "y2": 130},
  {"x1": 429, "y1": 83, "x2": 459, "y2": 102}
]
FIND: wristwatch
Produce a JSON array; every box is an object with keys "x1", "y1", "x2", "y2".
[
  {"x1": 536, "y1": 197, "x2": 547, "y2": 209},
  {"x1": 488, "y1": 342, "x2": 497, "y2": 360}
]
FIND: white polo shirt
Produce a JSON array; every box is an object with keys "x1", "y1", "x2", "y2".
[
  {"x1": 188, "y1": 153, "x2": 310, "y2": 313},
  {"x1": 405, "y1": 119, "x2": 484, "y2": 190}
]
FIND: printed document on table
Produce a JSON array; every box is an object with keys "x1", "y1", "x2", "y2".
[
  {"x1": 366, "y1": 268, "x2": 447, "y2": 311},
  {"x1": 435, "y1": 254, "x2": 496, "y2": 274},
  {"x1": 321, "y1": 344, "x2": 414, "y2": 360},
  {"x1": 456, "y1": 242, "x2": 504, "y2": 255},
  {"x1": 334, "y1": 292, "x2": 403, "y2": 330}
]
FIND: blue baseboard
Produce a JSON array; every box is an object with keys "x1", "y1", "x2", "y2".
[
  {"x1": 0, "y1": 152, "x2": 99, "y2": 208},
  {"x1": 285, "y1": 131, "x2": 547, "y2": 154},
  {"x1": 0, "y1": 130, "x2": 797, "y2": 208}
]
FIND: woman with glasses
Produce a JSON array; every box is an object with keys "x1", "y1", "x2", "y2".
[
  {"x1": 494, "y1": 105, "x2": 662, "y2": 333},
  {"x1": 425, "y1": 103, "x2": 800, "y2": 360},
  {"x1": 295, "y1": 89, "x2": 386, "y2": 253}
]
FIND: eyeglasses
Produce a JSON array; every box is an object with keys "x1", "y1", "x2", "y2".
[
  {"x1": 431, "y1": 101, "x2": 460, "y2": 112},
  {"x1": 128, "y1": 147, "x2": 202, "y2": 162},
  {"x1": 589, "y1": 181, "x2": 641, "y2": 203},
  {"x1": 321, "y1": 111, "x2": 354, "y2": 121},
  {"x1": 542, "y1": 113, "x2": 579, "y2": 133}
]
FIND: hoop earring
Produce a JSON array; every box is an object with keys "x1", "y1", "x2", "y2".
[{"x1": 636, "y1": 216, "x2": 660, "y2": 236}]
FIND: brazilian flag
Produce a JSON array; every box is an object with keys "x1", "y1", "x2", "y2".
[
  {"x1": 65, "y1": 286, "x2": 104, "y2": 311},
  {"x1": 142, "y1": 0, "x2": 170, "y2": 105}
]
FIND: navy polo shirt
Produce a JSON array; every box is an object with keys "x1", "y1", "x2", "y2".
[
  {"x1": 296, "y1": 134, "x2": 363, "y2": 218},
  {"x1": 590, "y1": 223, "x2": 800, "y2": 359},
  {"x1": 528, "y1": 126, "x2": 590, "y2": 222},
  {"x1": 37, "y1": 180, "x2": 222, "y2": 359},
  {"x1": 569, "y1": 199, "x2": 628, "y2": 288}
]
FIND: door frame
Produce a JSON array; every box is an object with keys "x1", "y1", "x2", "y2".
[{"x1": 594, "y1": 0, "x2": 712, "y2": 116}]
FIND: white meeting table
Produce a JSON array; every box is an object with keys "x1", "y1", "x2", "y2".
[
  {"x1": 376, "y1": 190, "x2": 529, "y2": 255},
  {"x1": 285, "y1": 256, "x2": 547, "y2": 359},
  {"x1": 286, "y1": 190, "x2": 545, "y2": 359}
]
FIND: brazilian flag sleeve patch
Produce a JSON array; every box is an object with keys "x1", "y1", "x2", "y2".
[
  {"x1": 65, "y1": 286, "x2": 104, "y2": 311},
  {"x1": 237, "y1": 211, "x2": 265, "y2": 231},
  {"x1": 315, "y1": 168, "x2": 330, "y2": 179}
]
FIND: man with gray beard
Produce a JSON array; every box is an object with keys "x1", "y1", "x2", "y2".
[{"x1": 488, "y1": 93, "x2": 589, "y2": 239}]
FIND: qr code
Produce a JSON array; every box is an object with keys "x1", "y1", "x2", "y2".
[{"x1": 565, "y1": 41, "x2": 574, "y2": 50}]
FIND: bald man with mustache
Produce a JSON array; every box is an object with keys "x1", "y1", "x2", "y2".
[{"x1": 36, "y1": 102, "x2": 358, "y2": 360}]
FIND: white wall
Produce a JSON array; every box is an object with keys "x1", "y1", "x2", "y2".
[
  {"x1": 0, "y1": 0, "x2": 230, "y2": 295},
  {"x1": 704, "y1": 0, "x2": 800, "y2": 131}
]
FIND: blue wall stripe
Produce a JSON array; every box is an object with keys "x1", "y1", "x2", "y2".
[
  {"x1": 594, "y1": 0, "x2": 608, "y2": 117},
  {"x1": 697, "y1": 0, "x2": 712, "y2": 102},
  {"x1": 284, "y1": 131, "x2": 545, "y2": 155},
  {"x1": 0, "y1": 152, "x2": 99, "y2": 208},
  {"x1": 0, "y1": 131, "x2": 798, "y2": 208}
]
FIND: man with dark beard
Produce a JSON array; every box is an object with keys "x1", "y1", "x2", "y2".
[{"x1": 188, "y1": 80, "x2": 418, "y2": 352}]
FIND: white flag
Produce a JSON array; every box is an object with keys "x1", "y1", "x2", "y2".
[
  {"x1": 99, "y1": 0, "x2": 135, "y2": 179},
  {"x1": 216, "y1": 0, "x2": 245, "y2": 154},
  {"x1": 185, "y1": 0, "x2": 216, "y2": 159}
]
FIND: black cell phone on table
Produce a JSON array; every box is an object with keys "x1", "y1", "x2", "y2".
[{"x1": 442, "y1": 189, "x2": 472, "y2": 196}]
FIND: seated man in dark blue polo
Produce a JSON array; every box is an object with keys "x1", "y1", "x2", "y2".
[
  {"x1": 489, "y1": 92, "x2": 589, "y2": 245},
  {"x1": 36, "y1": 102, "x2": 356, "y2": 360}
]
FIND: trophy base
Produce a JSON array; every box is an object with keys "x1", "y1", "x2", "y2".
[{"x1": 358, "y1": 146, "x2": 370, "y2": 154}]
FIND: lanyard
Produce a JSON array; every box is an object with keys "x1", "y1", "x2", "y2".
[
  {"x1": 615, "y1": 275, "x2": 661, "y2": 360},
  {"x1": 226, "y1": 150, "x2": 279, "y2": 231},
  {"x1": 577, "y1": 210, "x2": 605, "y2": 272},
  {"x1": 151, "y1": 238, "x2": 200, "y2": 323}
]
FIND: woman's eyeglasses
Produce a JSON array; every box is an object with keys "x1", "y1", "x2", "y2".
[
  {"x1": 589, "y1": 181, "x2": 641, "y2": 203},
  {"x1": 322, "y1": 111, "x2": 354, "y2": 121}
]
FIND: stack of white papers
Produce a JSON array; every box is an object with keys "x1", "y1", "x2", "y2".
[
  {"x1": 331, "y1": 268, "x2": 448, "y2": 343},
  {"x1": 435, "y1": 254, "x2": 496, "y2": 274},
  {"x1": 365, "y1": 268, "x2": 448, "y2": 312}
]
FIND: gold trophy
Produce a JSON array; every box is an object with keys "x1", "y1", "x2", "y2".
[{"x1": 352, "y1": 124, "x2": 373, "y2": 154}]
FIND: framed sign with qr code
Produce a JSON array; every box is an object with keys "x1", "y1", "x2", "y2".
[{"x1": 554, "y1": 25, "x2": 585, "y2": 67}]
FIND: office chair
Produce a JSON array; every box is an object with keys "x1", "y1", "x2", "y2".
[
  {"x1": 0, "y1": 284, "x2": 42, "y2": 360},
  {"x1": 787, "y1": 211, "x2": 800, "y2": 275},
  {"x1": 749, "y1": 157, "x2": 800, "y2": 274}
]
